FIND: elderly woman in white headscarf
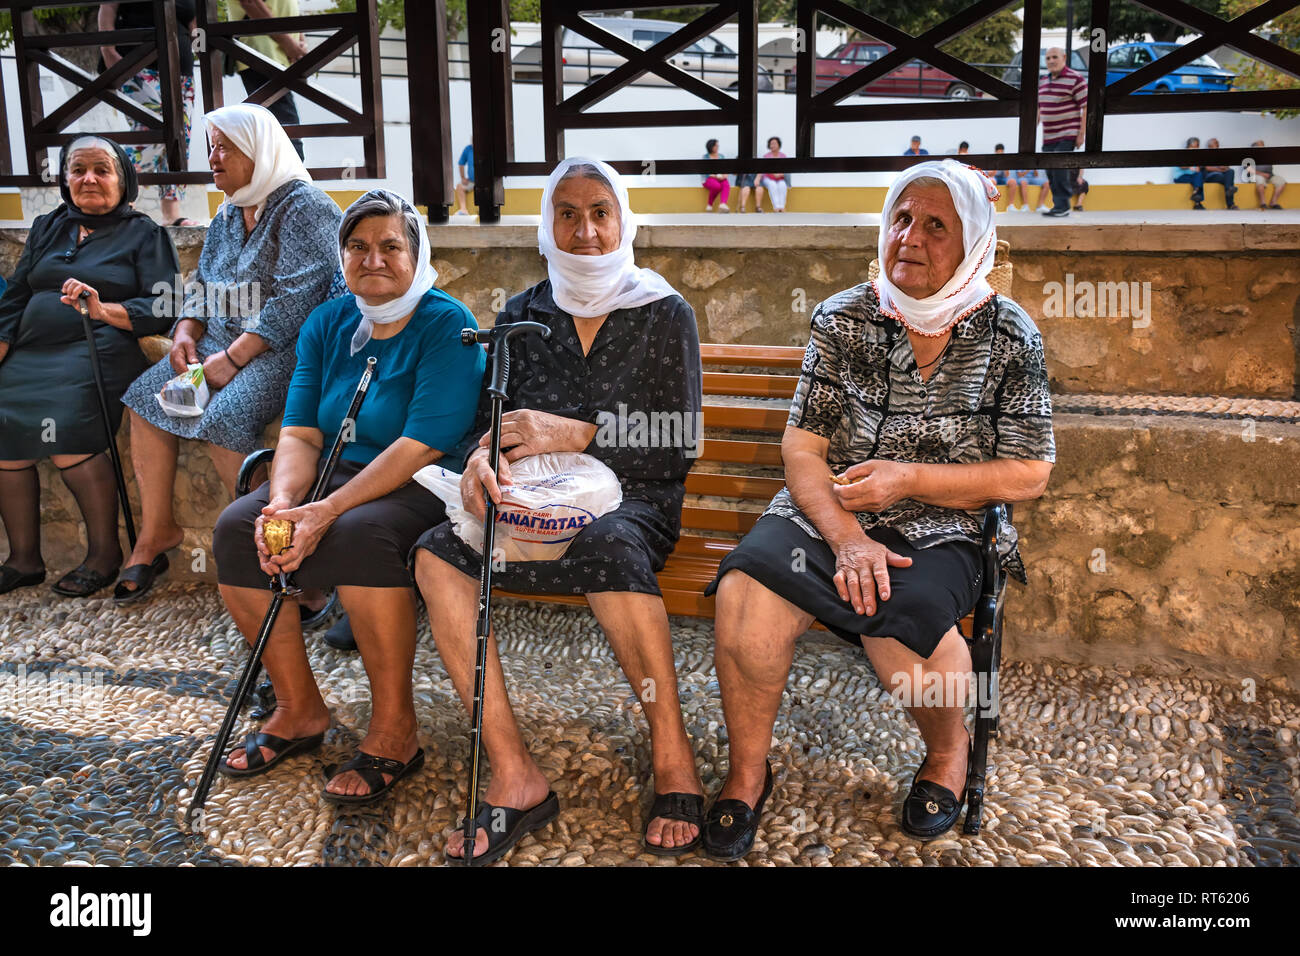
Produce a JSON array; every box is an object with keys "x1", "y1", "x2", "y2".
[
  {"x1": 411, "y1": 157, "x2": 705, "y2": 864},
  {"x1": 210, "y1": 188, "x2": 485, "y2": 803},
  {"x1": 118, "y1": 103, "x2": 341, "y2": 604},
  {"x1": 702, "y1": 159, "x2": 1056, "y2": 858}
]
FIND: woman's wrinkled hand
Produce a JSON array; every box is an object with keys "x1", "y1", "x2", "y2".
[
  {"x1": 479, "y1": 409, "x2": 588, "y2": 461},
  {"x1": 169, "y1": 330, "x2": 200, "y2": 375},
  {"x1": 460, "y1": 446, "x2": 514, "y2": 522},
  {"x1": 256, "y1": 498, "x2": 337, "y2": 576},
  {"x1": 831, "y1": 534, "x2": 913, "y2": 617},
  {"x1": 60, "y1": 279, "x2": 105, "y2": 320},
  {"x1": 832, "y1": 459, "x2": 915, "y2": 513},
  {"x1": 202, "y1": 351, "x2": 238, "y2": 391}
]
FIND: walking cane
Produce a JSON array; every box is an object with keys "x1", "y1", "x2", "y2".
[
  {"x1": 186, "y1": 356, "x2": 378, "y2": 828},
  {"x1": 77, "y1": 292, "x2": 137, "y2": 550},
  {"x1": 458, "y1": 321, "x2": 550, "y2": 865}
]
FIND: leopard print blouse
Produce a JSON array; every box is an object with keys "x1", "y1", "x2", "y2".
[{"x1": 764, "y1": 281, "x2": 1055, "y2": 584}]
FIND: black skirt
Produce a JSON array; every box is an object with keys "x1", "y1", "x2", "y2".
[
  {"x1": 703, "y1": 515, "x2": 982, "y2": 659},
  {"x1": 213, "y1": 458, "x2": 447, "y2": 589},
  {"x1": 410, "y1": 497, "x2": 676, "y2": 596}
]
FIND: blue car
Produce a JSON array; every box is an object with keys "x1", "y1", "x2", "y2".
[{"x1": 1105, "y1": 42, "x2": 1234, "y2": 93}]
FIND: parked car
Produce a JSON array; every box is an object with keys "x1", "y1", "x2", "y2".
[
  {"x1": 511, "y1": 16, "x2": 774, "y2": 92},
  {"x1": 1001, "y1": 47, "x2": 1089, "y2": 87},
  {"x1": 797, "y1": 40, "x2": 979, "y2": 98},
  {"x1": 1104, "y1": 42, "x2": 1234, "y2": 93}
]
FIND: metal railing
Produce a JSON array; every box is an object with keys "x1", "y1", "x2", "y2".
[
  {"x1": 0, "y1": 0, "x2": 385, "y2": 187},
  {"x1": 430, "y1": 0, "x2": 1300, "y2": 224}
]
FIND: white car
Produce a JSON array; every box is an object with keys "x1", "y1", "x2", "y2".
[{"x1": 512, "y1": 16, "x2": 775, "y2": 92}]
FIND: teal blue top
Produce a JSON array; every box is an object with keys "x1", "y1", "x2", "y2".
[{"x1": 282, "y1": 289, "x2": 486, "y2": 468}]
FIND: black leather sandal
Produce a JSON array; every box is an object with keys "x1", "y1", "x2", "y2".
[
  {"x1": 51, "y1": 564, "x2": 118, "y2": 598},
  {"x1": 113, "y1": 553, "x2": 169, "y2": 606},
  {"x1": 299, "y1": 590, "x2": 338, "y2": 630},
  {"x1": 643, "y1": 791, "x2": 705, "y2": 856},
  {"x1": 901, "y1": 734, "x2": 973, "y2": 840},
  {"x1": 322, "y1": 747, "x2": 425, "y2": 806},
  {"x1": 217, "y1": 729, "x2": 326, "y2": 778},
  {"x1": 0, "y1": 564, "x2": 46, "y2": 595},
  {"x1": 446, "y1": 790, "x2": 560, "y2": 866},
  {"x1": 702, "y1": 761, "x2": 774, "y2": 862}
]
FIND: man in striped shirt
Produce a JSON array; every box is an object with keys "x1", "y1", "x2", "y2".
[{"x1": 1038, "y1": 47, "x2": 1087, "y2": 217}]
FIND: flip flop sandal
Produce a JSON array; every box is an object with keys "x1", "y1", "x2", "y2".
[
  {"x1": 51, "y1": 564, "x2": 119, "y2": 598},
  {"x1": 217, "y1": 729, "x2": 326, "y2": 778},
  {"x1": 113, "y1": 553, "x2": 169, "y2": 605},
  {"x1": 321, "y1": 747, "x2": 425, "y2": 806},
  {"x1": 446, "y1": 791, "x2": 560, "y2": 866},
  {"x1": 643, "y1": 792, "x2": 705, "y2": 856},
  {"x1": 0, "y1": 564, "x2": 46, "y2": 595}
]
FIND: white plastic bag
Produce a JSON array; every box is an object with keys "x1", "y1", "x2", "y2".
[
  {"x1": 155, "y1": 363, "x2": 209, "y2": 418},
  {"x1": 413, "y1": 452, "x2": 623, "y2": 562}
]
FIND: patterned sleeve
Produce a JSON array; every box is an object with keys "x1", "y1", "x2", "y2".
[
  {"x1": 787, "y1": 299, "x2": 846, "y2": 440},
  {"x1": 242, "y1": 191, "x2": 342, "y2": 353},
  {"x1": 994, "y1": 325, "x2": 1056, "y2": 462}
]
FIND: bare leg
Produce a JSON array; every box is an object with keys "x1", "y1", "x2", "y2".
[
  {"x1": 217, "y1": 583, "x2": 330, "y2": 768},
  {"x1": 324, "y1": 585, "x2": 421, "y2": 796},
  {"x1": 585, "y1": 591, "x2": 703, "y2": 850},
  {"x1": 756, "y1": 185, "x2": 767, "y2": 211},
  {"x1": 122, "y1": 411, "x2": 183, "y2": 582},
  {"x1": 712, "y1": 570, "x2": 813, "y2": 807},
  {"x1": 1274, "y1": 181, "x2": 1287, "y2": 204},
  {"x1": 205, "y1": 442, "x2": 248, "y2": 499},
  {"x1": 862, "y1": 625, "x2": 972, "y2": 797},
  {"x1": 414, "y1": 550, "x2": 549, "y2": 860}
]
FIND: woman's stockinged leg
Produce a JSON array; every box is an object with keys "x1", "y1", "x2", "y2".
[
  {"x1": 0, "y1": 462, "x2": 43, "y2": 573},
  {"x1": 55, "y1": 451, "x2": 124, "y2": 576}
]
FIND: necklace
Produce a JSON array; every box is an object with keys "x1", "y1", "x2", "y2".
[{"x1": 915, "y1": 337, "x2": 951, "y2": 371}]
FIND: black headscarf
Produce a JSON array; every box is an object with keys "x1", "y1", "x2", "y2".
[{"x1": 58, "y1": 135, "x2": 142, "y2": 228}]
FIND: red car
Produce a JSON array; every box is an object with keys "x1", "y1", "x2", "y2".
[{"x1": 810, "y1": 41, "x2": 979, "y2": 99}]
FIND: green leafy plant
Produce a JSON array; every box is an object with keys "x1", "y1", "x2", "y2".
[{"x1": 1221, "y1": 0, "x2": 1299, "y2": 118}]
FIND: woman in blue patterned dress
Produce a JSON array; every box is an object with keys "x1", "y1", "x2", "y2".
[{"x1": 118, "y1": 104, "x2": 341, "y2": 603}]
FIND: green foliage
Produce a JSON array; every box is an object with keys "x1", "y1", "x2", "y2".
[
  {"x1": 1040, "y1": 0, "x2": 1224, "y2": 43},
  {"x1": 1221, "y1": 0, "x2": 1299, "y2": 118},
  {"x1": 0, "y1": 6, "x2": 93, "y2": 52},
  {"x1": 328, "y1": 0, "x2": 407, "y2": 32}
]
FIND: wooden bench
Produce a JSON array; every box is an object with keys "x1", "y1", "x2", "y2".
[{"x1": 237, "y1": 341, "x2": 1009, "y2": 835}]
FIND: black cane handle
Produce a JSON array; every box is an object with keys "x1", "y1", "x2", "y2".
[{"x1": 462, "y1": 321, "x2": 551, "y2": 401}]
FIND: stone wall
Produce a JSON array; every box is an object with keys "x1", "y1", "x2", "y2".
[
  {"x1": 3, "y1": 219, "x2": 1296, "y2": 399},
  {"x1": 1, "y1": 219, "x2": 1296, "y2": 688}
]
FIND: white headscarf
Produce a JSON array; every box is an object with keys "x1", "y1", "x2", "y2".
[
  {"x1": 343, "y1": 189, "x2": 438, "y2": 356},
  {"x1": 205, "y1": 103, "x2": 311, "y2": 223},
  {"x1": 874, "y1": 159, "x2": 1000, "y2": 337},
  {"x1": 538, "y1": 156, "x2": 678, "y2": 318}
]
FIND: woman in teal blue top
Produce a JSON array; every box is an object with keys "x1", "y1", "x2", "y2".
[{"x1": 211, "y1": 189, "x2": 485, "y2": 804}]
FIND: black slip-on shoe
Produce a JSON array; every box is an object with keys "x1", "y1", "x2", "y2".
[{"x1": 702, "y1": 762, "x2": 774, "y2": 862}]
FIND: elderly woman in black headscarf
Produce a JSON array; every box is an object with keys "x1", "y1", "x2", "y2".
[{"x1": 0, "y1": 136, "x2": 180, "y2": 597}]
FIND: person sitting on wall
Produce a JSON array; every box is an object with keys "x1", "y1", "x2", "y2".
[
  {"x1": 700, "y1": 160, "x2": 1055, "y2": 859},
  {"x1": 1173, "y1": 137, "x2": 1206, "y2": 210}
]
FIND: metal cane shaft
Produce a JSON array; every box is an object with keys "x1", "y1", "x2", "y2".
[
  {"x1": 188, "y1": 592, "x2": 284, "y2": 824},
  {"x1": 463, "y1": 393, "x2": 504, "y2": 864},
  {"x1": 79, "y1": 306, "x2": 138, "y2": 549}
]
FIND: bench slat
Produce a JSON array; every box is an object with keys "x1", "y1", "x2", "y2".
[
  {"x1": 701, "y1": 344, "x2": 804, "y2": 368},
  {"x1": 680, "y1": 506, "x2": 762, "y2": 534},
  {"x1": 699, "y1": 438, "x2": 784, "y2": 466},
  {"x1": 684, "y1": 472, "x2": 784, "y2": 499},
  {"x1": 702, "y1": 404, "x2": 788, "y2": 432},
  {"x1": 704, "y1": 371, "x2": 799, "y2": 399}
]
